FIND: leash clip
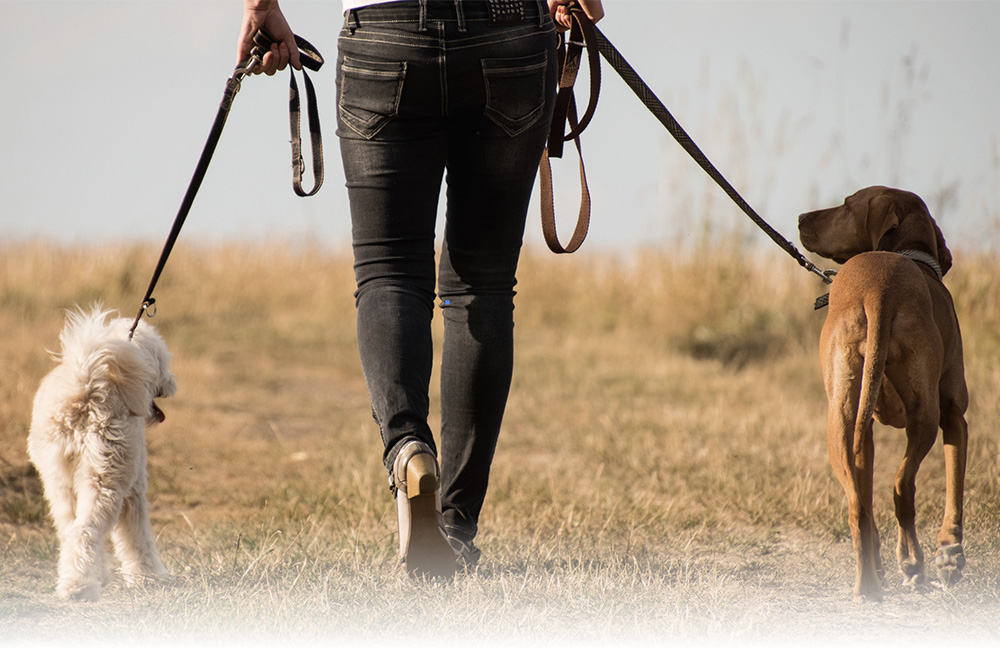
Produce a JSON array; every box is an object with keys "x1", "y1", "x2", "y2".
[
  {"x1": 241, "y1": 55, "x2": 263, "y2": 77},
  {"x1": 802, "y1": 260, "x2": 835, "y2": 285}
]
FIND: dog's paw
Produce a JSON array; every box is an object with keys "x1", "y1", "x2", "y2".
[
  {"x1": 853, "y1": 578, "x2": 885, "y2": 603},
  {"x1": 934, "y1": 544, "x2": 966, "y2": 587},
  {"x1": 899, "y1": 559, "x2": 925, "y2": 588},
  {"x1": 57, "y1": 579, "x2": 103, "y2": 603},
  {"x1": 122, "y1": 570, "x2": 174, "y2": 589}
]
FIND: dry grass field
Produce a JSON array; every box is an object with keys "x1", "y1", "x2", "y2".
[{"x1": 2, "y1": 240, "x2": 999, "y2": 655}]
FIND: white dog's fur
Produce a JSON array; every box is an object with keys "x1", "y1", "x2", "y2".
[{"x1": 27, "y1": 307, "x2": 176, "y2": 601}]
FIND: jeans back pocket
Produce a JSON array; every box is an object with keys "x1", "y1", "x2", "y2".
[
  {"x1": 339, "y1": 56, "x2": 407, "y2": 140},
  {"x1": 482, "y1": 52, "x2": 549, "y2": 137}
]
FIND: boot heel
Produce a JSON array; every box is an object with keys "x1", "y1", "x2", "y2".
[{"x1": 406, "y1": 452, "x2": 438, "y2": 499}]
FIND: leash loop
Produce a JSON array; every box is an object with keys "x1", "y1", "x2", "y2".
[
  {"x1": 252, "y1": 29, "x2": 325, "y2": 197},
  {"x1": 289, "y1": 68, "x2": 324, "y2": 196},
  {"x1": 539, "y1": 7, "x2": 599, "y2": 253}
]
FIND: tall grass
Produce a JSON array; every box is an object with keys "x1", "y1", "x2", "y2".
[{"x1": 1, "y1": 240, "x2": 999, "y2": 648}]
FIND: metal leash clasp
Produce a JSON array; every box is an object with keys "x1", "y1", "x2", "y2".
[
  {"x1": 802, "y1": 259, "x2": 835, "y2": 285},
  {"x1": 228, "y1": 32, "x2": 271, "y2": 94}
]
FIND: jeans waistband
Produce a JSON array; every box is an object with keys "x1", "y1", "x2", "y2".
[{"x1": 347, "y1": 0, "x2": 550, "y2": 31}]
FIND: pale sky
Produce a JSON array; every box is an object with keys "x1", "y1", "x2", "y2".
[{"x1": 2, "y1": 0, "x2": 998, "y2": 254}]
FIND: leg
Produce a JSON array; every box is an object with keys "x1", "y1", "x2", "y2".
[
  {"x1": 850, "y1": 421, "x2": 883, "y2": 601},
  {"x1": 29, "y1": 441, "x2": 81, "y2": 595},
  {"x1": 58, "y1": 459, "x2": 124, "y2": 601},
  {"x1": 823, "y1": 343, "x2": 883, "y2": 601},
  {"x1": 112, "y1": 456, "x2": 170, "y2": 584},
  {"x1": 338, "y1": 85, "x2": 447, "y2": 466},
  {"x1": 437, "y1": 23, "x2": 557, "y2": 546},
  {"x1": 29, "y1": 441, "x2": 77, "y2": 543},
  {"x1": 335, "y1": 3, "x2": 454, "y2": 577},
  {"x1": 935, "y1": 382, "x2": 969, "y2": 585},
  {"x1": 892, "y1": 425, "x2": 936, "y2": 586},
  {"x1": 341, "y1": 110, "x2": 455, "y2": 577}
]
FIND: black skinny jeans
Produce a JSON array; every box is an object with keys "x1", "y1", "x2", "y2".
[{"x1": 336, "y1": 0, "x2": 558, "y2": 542}]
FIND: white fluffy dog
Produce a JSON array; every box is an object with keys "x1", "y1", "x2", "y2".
[{"x1": 27, "y1": 307, "x2": 176, "y2": 601}]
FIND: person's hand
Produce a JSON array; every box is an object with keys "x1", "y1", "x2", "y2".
[
  {"x1": 548, "y1": 0, "x2": 604, "y2": 32},
  {"x1": 237, "y1": 0, "x2": 301, "y2": 74}
]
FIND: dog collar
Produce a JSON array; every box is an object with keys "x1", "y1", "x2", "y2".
[
  {"x1": 897, "y1": 249, "x2": 944, "y2": 281},
  {"x1": 814, "y1": 249, "x2": 945, "y2": 310}
]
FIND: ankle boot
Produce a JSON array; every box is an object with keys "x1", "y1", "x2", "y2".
[{"x1": 390, "y1": 440, "x2": 458, "y2": 579}]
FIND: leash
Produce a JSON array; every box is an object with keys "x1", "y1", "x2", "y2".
[
  {"x1": 127, "y1": 29, "x2": 325, "y2": 340},
  {"x1": 540, "y1": 9, "x2": 833, "y2": 287}
]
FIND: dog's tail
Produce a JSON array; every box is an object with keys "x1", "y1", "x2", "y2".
[
  {"x1": 854, "y1": 296, "x2": 890, "y2": 458},
  {"x1": 60, "y1": 307, "x2": 157, "y2": 420}
]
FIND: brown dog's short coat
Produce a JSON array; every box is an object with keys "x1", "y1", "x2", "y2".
[{"x1": 798, "y1": 186, "x2": 968, "y2": 601}]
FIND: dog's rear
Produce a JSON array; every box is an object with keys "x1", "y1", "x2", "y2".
[
  {"x1": 819, "y1": 252, "x2": 939, "y2": 600},
  {"x1": 800, "y1": 187, "x2": 968, "y2": 601},
  {"x1": 28, "y1": 307, "x2": 175, "y2": 601}
]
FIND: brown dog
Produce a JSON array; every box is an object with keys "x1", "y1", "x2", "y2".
[{"x1": 798, "y1": 186, "x2": 969, "y2": 601}]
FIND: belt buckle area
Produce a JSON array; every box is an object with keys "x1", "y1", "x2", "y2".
[{"x1": 486, "y1": 0, "x2": 526, "y2": 25}]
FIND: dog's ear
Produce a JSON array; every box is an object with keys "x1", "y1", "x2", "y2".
[
  {"x1": 865, "y1": 192, "x2": 900, "y2": 250},
  {"x1": 900, "y1": 192, "x2": 953, "y2": 275},
  {"x1": 103, "y1": 341, "x2": 158, "y2": 418},
  {"x1": 932, "y1": 216, "x2": 953, "y2": 276}
]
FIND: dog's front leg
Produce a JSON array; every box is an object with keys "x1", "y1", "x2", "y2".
[
  {"x1": 113, "y1": 489, "x2": 171, "y2": 584},
  {"x1": 935, "y1": 396, "x2": 968, "y2": 586}
]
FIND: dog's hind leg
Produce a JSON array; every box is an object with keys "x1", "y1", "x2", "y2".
[
  {"x1": 31, "y1": 444, "x2": 78, "y2": 543},
  {"x1": 57, "y1": 447, "x2": 126, "y2": 601},
  {"x1": 32, "y1": 446, "x2": 89, "y2": 598},
  {"x1": 892, "y1": 409, "x2": 937, "y2": 587},
  {"x1": 851, "y1": 421, "x2": 883, "y2": 601},
  {"x1": 824, "y1": 359, "x2": 883, "y2": 601},
  {"x1": 58, "y1": 490, "x2": 121, "y2": 601}
]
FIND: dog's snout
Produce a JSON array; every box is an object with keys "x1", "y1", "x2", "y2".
[{"x1": 798, "y1": 213, "x2": 818, "y2": 250}]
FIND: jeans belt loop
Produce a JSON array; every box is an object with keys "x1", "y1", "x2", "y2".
[
  {"x1": 454, "y1": 0, "x2": 468, "y2": 32},
  {"x1": 418, "y1": 0, "x2": 428, "y2": 31}
]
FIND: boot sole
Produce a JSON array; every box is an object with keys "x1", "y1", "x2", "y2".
[{"x1": 403, "y1": 452, "x2": 457, "y2": 579}]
